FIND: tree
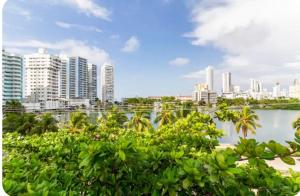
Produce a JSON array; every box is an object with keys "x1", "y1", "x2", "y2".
[
  {"x1": 32, "y1": 113, "x2": 58, "y2": 134},
  {"x1": 98, "y1": 106, "x2": 128, "y2": 128},
  {"x1": 69, "y1": 111, "x2": 89, "y2": 132},
  {"x1": 235, "y1": 106, "x2": 261, "y2": 138},
  {"x1": 126, "y1": 110, "x2": 152, "y2": 132},
  {"x1": 3, "y1": 100, "x2": 25, "y2": 114},
  {"x1": 16, "y1": 113, "x2": 38, "y2": 135},
  {"x1": 154, "y1": 104, "x2": 176, "y2": 128},
  {"x1": 176, "y1": 101, "x2": 196, "y2": 118},
  {"x1": 293, "y1": 117, "x2": 300, "y2": 132}
]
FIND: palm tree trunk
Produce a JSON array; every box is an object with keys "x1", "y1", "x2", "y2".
[{"x1": 242, "y1": 126, "x2": 247, "y2": 139}]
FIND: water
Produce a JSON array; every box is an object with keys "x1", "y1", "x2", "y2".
[
  {"x1": 56, "y1": 110, "x2": 300, "y2": 145},
  {"x1": 217, "y1": 110, "x2": 300, "y2": 144}
]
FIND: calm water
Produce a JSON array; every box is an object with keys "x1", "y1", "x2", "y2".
[
  {"x1": 217, "y1": 110, "x2": 300, "y2": 144},
  {"x1": 56, "y1": 110, "x2": 300, "y2": 144}
]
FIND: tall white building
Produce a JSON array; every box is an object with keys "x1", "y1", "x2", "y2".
[
  {"x1": 250, "y1": 79, "x2": 262, "y2": 93},
  {"x1": 58, "y1": 55, "x2": 68, "y2": 99},
  {"x1": 222, "y1": 72, "x2": 232, "y2": 93},
  {"x1": 88, "y1": 63, "x2": 97, "y2": 104},
  {"x1": 24, "y1": 48, "x2": 60, "y2": 102},
  {"x1": 206, "y1": 66, "x2": 214, "y2": 91},
  {"x1": 2, "y1": 49, "x2": 23, "y2": 102},
  {"x1": 289, "y1": 79, "x2": 300, "y2": 99},
  {"x1": 272, "y1": 83, "x2": 281, "y2": 98},
  {"x1": 101, "y1": 63, "x2": 114, "y2": 103},
  {"x1": 69, "y1": 56, "x2": 88, "y2": 99}
]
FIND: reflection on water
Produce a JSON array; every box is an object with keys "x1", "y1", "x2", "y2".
[
  {"x1": 217, "y1": 110, "x2": 300, "y2": 144},
  {"x1": 56, "y1": 110, "x2": 300, "y2": 144}
]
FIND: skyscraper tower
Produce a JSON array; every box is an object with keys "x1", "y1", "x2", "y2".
[
  {"x1": 222, "y1": 72, "x2": 232, "y2": 93},
  {"x1": 101, "y1": 63, "x2": 114, "y2": 103},
  {"x1": 68, "y1": 56, "x2": 88, "y2": 99},
  {"x1": 2, "y1": 49, "x2": 23, "y2": 102},
  {"x1": 206, "y1": 66, "x2": 214, "y2": 91}
]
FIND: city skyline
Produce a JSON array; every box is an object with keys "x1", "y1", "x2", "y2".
[{"x1": 3, "y1": 0, "x2": 300, "y2": 99}]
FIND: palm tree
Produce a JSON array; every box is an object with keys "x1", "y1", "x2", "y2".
[
  {"x1": 4, "y1": 100, "x2": 25, "y2": 114},
  {"x1": 32, "y1": 113, "x2": 58, "y2": 134},
  {"x1": 16, "y1": 113, "x2": 38, "y2": 135},
  {"x1": 293, "y1": 117, "x2": 300, "y2": 132},
  {"x1": 154, "y1": 104, "x2": 176, "y2": 128},
  {"x1": 126, "y1": 111, "x2": 152, "y2": 132},
  {"x1": 98, "y1": 106, "x2": 128, "y2": 128},
  {"x1": 176, "y1": 101, "x2": 195, "y2": 119},
  {"x1": 69, "y1": 111, "x2": 89, "y2": 132},
  {"x1": 235, "y1": 106, "x2": 261, "y2": 138}
]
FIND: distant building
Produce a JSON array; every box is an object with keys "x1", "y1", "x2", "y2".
[
  {"x1": 88, "y1": 63, "x2": 97, "y2": 104},
  {"x1": 272, "y1": 83, "x2": 281, "y2": 98},
  {"x1": 2, "y1": 49, "x2": 23, "y2": 103},
  {"x1": 175, "y1": 95, "x2": 193, "y2": 101},
  {"x1": 101, "y1": 63, "x2": 114, "y2": 103},
  {"x1": 69, "y1": 56, "x2": 88, "y2": 99},
  {"x1": 193, "y1": 83, "x2": 217, "y2": 104},
  {"x1": 24, "y1": 48, "x2": 60, "y2": 103},
  {"x1": 222, "y1": 72, "x2": 232, "y2": 93},
  {"x1": 58, "y1": 55, "x2": 68, "y2": 99},
  {"x1": 289, "y1": 79, "x2": 300, "y2": 99},
  {"x1": 206, "y1": 66, "x2": 214, "y2": 91}
]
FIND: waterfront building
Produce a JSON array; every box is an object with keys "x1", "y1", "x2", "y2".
[
  {"x1": 2, "y1": 49, "x2": 23, "y2": 103},
  {"x1": 206, "y1": 66, "x2": 214, "y2": 91},
  {"x1": 69, "y1": 56, "x2": 88, "y2": 99},
  {"x1": 88, "y1": 63, "x2": 97, "y2": 104},
  {"x1": 24, "y1": 48, "x2": 60, "y2": 103},
  {"x1": 289, "y1": 79, "x2": 300, "y2": 99},
  {"x1": 272, "y1": 83, "x2": 281, "y2": 98},
  {"x1": 101, "y1": 63, "x2": 114, "y2": 103},
  {"x1": 222, "y1": 72, "x2": 232, "y2": 93},
  {"x1": 250, "y1": 78, "x2": 263, "y2": 93},
  {"x1": 193, "y1": 83, "x2": 217, "y2": 104}
]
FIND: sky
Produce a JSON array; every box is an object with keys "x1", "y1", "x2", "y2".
[{"x1": 3, "y1": 0, "x2": 300, "y2": 100}]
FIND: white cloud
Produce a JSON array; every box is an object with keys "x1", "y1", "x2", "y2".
[
  {"x1": 5, "y1": 4, "x2": 32, "y2": 21},
  {"x1": 169, "y1": 57, "x2": 190, "y2": 66},
  {"x1": 185, "y1": 0, "x2": 300, "y2": 89},
  {"x1": 55, "y1": 21, "x2": 102, "y2": 32},
  {"x1": 4, "y1": 39, "x2": 111, "y2": 65},
  {"x1": 121, "y1": 36, "x2": 140, "y2": 53},
  {"x1": 62, "y1": 0, "x2": 111, "y2": 21},
  {"x1": 110, "y1": 34, "x2": 120, "y2": 40}
]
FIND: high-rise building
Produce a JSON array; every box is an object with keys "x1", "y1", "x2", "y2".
[
  {"x1": 2, "y1": 49, "x2": 23, "y2": 102},
  {"x1": 69, "y1": 56, "x2": 88, "y2": 99},
  {"x1": 250, "y1": 78, "x2": 262, "y2": 93},
  {"x1": 206, "y1": 66, "x2": 214, "y2": 91},
  {"x1": 289, "y1": 79, "x2": 300, "y2": 99},
  {"x1": 222, "y1": 72, "x2": 232, "y2": 93},
  {"x1": 58, "y1": 55, "x2": 68, "y2": 99},
  {"x1": 24, "y1": 48, "x2": 60, "y2": 102},
  {"x1": 88, "y1": 63, "x2": 97, "y2": 104},
  {"x1": 272, "y1": 83, "x2": 281, "y2": 98},
  {"x1": 101, "y1": 63, "x2": 114, "y2": 103}
]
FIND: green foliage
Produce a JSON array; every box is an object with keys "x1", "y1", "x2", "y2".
[
  {"x1": 3, "y1": 112, "x2": 58, "y2": 135},
  {"x1": 3, "y1": 109, "x2": 300, "y2": 195},
  {"x1": 293, "y1": 117, "x2": 300, "y2": 133},
  {"x1": 235, "y1": 106, "x2": 261, "y2": 138},
  {"x1": 3, "y1": 100, "x2": 25, "y2": 114},
  {"x1": 69, "y1": 111, "x2": 89, "y2": 132},
  {"x1": 215, "y1": 103, "x2": 239, "y2": 123},
  {"x1": 98, "y1": 106, "x2": 128, "y2": 129}
]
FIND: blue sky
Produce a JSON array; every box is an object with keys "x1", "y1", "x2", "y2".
[{"x1": 3, "y1": 0, "x2": 300, "y2": 99}]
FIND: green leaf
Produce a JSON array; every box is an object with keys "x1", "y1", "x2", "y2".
[
  {"x1": 182, "y1": 178, "x2": 192, "y2": 189},
  {"x1": 280, "y1": 156, "x2": 295, "y2": 165},
  {"x1": 119, "y1": 150, "x2": 126, "y2": 161}
]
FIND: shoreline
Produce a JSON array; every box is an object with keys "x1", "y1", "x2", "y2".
[{"x1": 218, "y1": 143, "x2": 300, "y2": 172}]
